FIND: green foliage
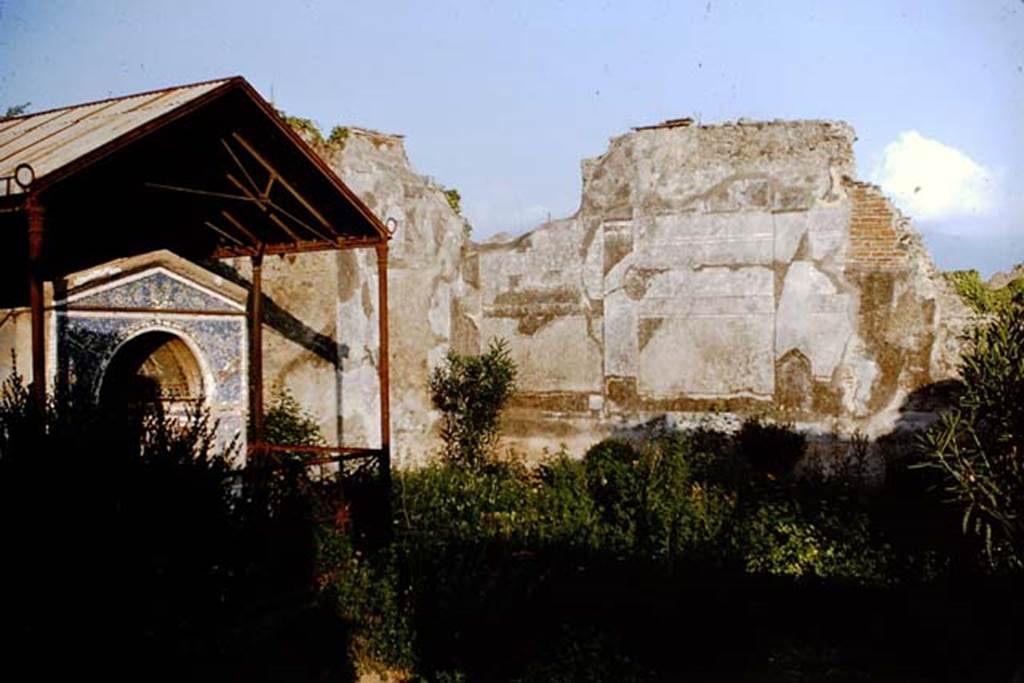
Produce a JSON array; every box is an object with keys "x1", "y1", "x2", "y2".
[
  {"x1": 533, "y1": 453, "x2": 600, "y2": 548},
  {"x1": 735, "y1": 416, "x2": 807, "y2": 479},
  {"x1": 277, "y1": 109, "x2": 325, "y2": 146},
  {"x1": 429, "y1": 338, "x2": 517, "y2": 469},
  {"x1": 327, "y1": 125, "x2": 350, "y2": 148},
  {"x1": 582, "y1": 434, "x2": 740, "y2": 560},
  {"x1": 443, "y1": 187, "x2": 461, "y2": 215},
  {"x1": 320, "y1": 537, "x2": 416, "y2": 674},
  {"x1": 917, "y1": 301, "x2": 1024, "y2": 571},
  {"x1": 276, "y1": 109, "x2": 353, "y2": 152},
  {"x1": 396, "y1": 460, "x2": 534, "y2": 547},
  {"x1": 740, "y1": 497, "x2": 891, "y2": 582},
  {"x1": 264, "y1": 388, "x2": 325, "y2": 448},
  {"x1": 944, "y1": 268, "x2": 1024, "y2": 314},
  {"x1": 2, "y1": 102, "x2": 30, "y2": 119}
]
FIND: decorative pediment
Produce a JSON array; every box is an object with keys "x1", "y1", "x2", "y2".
[{"x1": 58, "y1": 249, "x2": 246, "y2": 313}]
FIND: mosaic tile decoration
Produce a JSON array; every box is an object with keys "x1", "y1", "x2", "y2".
[
  {"x1": 53, "y1": 262, "x2": 249, "y2": 453},
  {"x1": 69, "y1": 270, "x2": 241, "y2": 313}
]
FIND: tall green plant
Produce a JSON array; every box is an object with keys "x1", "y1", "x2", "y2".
[
  {"x1": 429, "y1": 338, "x2": 517, "y2": 469},
  {"x1": 917, "y1": 301, "x2": 1024, "y2": 570}
]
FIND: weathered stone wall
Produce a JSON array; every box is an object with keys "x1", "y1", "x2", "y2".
[
  {"x1": 239, "y1": 116, "x2": 970, "y2": 468},
  {"x1": 475, "y1": 119, "x2": 972, "y2": 457},
  {"x1": 225, "y1": 127, "x2": 477, "y2": 467},
  {"x1": 326, "y1": 128, "x2": 478, "y2": 467}
]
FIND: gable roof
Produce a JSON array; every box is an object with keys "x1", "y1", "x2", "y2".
[
  {"x1": 0, "y1": 78, "x2": 231, "y2": 194},
  {"x1": 0, "y1": 77, "x2": 391, "y2": 305}
]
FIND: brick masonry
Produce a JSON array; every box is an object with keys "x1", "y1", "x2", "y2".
[{"x1": 846, "y1": 180, "x2": 909, "y2": 269}]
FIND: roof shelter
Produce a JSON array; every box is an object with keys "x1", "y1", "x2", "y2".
[{"x1": 0, "y1": 76, "x2": 393, "y2": 474}]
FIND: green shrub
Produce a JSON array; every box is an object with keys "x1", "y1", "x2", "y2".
[
  {"x1": 945, "y1": 269, "x2": 1024, "y2": 315},
  {"x1": 264, "y1": 389, "x2": 326, "y2": 449},
  {"x1": 321, "y1": 538, "x2": 416, "y2": 675},
  {"x1": 429, "y1": 338, "x2": 517, "y2": 469},
  {"x1": 533, "y1": 454, "x2": 600, "y2": 549},
  {"x1": 396, "y1": 460, "x2": 534, "y2": 546},
  {"x1": 736, "y1": 416, "x2": 806, "y2": 479},
  {"x1": 917, "y1": 301, "x2": 1024, "y2": 571},
  {"x1": 278, "y1": 110, "x2": 325, "y2": 146},
  {"x1": 582, "y1": 434, "x2": 738, "y2": 560},
  {"x1": 327, "y1": 125, "x2": 350, "y2": 148},
  {"x1": 739, "y1": 497, "x2": 891, "y2": 583}
]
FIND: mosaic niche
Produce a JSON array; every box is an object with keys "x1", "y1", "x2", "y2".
[{"x1": 54, "y1": 258, "x2": 248, "y2": 454}]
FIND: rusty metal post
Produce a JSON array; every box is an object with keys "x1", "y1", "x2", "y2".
[
  {"x1": 250, "y1": 250, "x2": 265, "y2": 452},
  {"x1": 375, "y1": 243, "x2": 392, "y2": 508},
  {"x1": 26, "y1": 198, "x2": 46, "y2": 422}
]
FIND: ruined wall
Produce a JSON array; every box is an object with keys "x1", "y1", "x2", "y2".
[
  {"x1": 238, "y1": 116, "x2": 971, "y2": 468},
  {"x1": 226, "y1": 127, "x2": 477, "y2": 467},
  {"x1": 476, "y1": 119, "x2": 972, "y2": 456},
  {"x1": 326, "y1": 128, "x2": 478, "y2": 467}
]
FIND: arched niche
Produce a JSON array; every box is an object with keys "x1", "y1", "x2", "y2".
[{"x1": 100, "y1": 330, "x2": 205, "y2": 417}]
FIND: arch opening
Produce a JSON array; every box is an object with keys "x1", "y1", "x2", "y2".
[{"x1": 100, "y1": 331, "x2": 205, "y2": 418}]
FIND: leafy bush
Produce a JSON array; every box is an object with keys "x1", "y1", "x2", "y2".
[
  {"x1": 582, "y1": 433, "x2": 739, "y2": 561},
  {"x1": 533, "y1": 454, "x2": 600, "y2": 549},
  {"x1": 739, "y1": 496, "x2": 891, "y2": 583},
  {"x1": 945, "y1": 269, "x2": 1024, "y2": 314},
  {"x1": 735, "y1": 416, "x2": 807, "y2": 479},
  {"x1": 429, "y1": 338, "x2": 517, "y2": 469},
  {"x1": 264, "y1": 388, "x2": 326, "y2": 449},
  {"x1": 327, "y1": 125, "x2": 350, "y2": 148},
  {"x1": 917, "y1": 301, "x2": 1024, "y2": 571}
]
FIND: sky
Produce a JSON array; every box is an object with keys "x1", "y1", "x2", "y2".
[{"x1": 1, "y1": 0, "x2": 1022, "y2": 275}]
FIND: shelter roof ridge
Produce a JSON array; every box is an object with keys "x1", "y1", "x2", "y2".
[{"x1": 0, "y1": 76, "x2": 240, "y2": 124}]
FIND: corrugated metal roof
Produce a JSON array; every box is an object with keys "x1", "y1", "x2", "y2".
[{"x1": 0, "y1": 78, "x2": 231, "y2": 196}]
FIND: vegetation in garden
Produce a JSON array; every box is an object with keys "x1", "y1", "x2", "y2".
[
  {"x1": 917, "y1": 297, "x2": 1024, "y2": 571},
  {"x1": 945, "y1": 267, "x2": 1024, "y2": 314},
  {"x1": 429, "y1": 338, "x2": 517, "y2": 469},
  {"x1": 2, "y1": 308, "x2": 1022, "y2": 679}
]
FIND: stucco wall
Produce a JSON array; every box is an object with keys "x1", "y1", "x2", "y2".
[
  {"x1": 254, "y1": 117, "x2": 971, "y2": 467},
  {"x1": 230, "y1": 127, "x2": 478, "y2": 467},
  {"x1": 475, "y1": 120, "x2": 972, "y2": 457}
]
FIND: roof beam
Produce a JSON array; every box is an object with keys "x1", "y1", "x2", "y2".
[
  {"x1": 204, "y1": 220, "x2": 247, "y2": 248},
  {"x1": 219, "y1": 209, "x2": 262, "y2": 248},
  {"x1": 225, "y1": 172, "x2": 330, "y2": 243},
  {"x1": 231, "y1": 131, "x2": 332, "y2": 230},
  {"x1": 213, "y1": 234, "x2": 384, "y2": 258}
]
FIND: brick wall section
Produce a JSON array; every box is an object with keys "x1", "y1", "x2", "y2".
[{"x1": 846, "y1": 181, "x2": 909, "y2": 269}]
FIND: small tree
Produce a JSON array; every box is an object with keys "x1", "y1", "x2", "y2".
[
  {"x1": 917, "y1": 297, "x2": 1024, "y2": 571},
  {"x1": 429, "y1": 338, "x2": 517, "y2": 468}
]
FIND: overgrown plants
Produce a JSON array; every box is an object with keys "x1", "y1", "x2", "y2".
[{"x1": 429, "y1": 338, "x2": 517, "y2": 469}]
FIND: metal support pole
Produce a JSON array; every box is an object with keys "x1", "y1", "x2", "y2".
[
  {"x1": 26, "y1": 198, "x2": 45, "y2": 422},
  {"x1": 250, "y1": 249, "x2": 265, "y2": 452},
  {"x1": 375, "y1": 243, "x2": 391, "y2": 502}
]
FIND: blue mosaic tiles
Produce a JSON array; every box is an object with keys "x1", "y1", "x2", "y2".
[
  {"x1": 71, "y1": 271, "x2": 238, "y2": 313},
  {"x1": 53, "y1": 261, "x2": 249, "y2": 453}
]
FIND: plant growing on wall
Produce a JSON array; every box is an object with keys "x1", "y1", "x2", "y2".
[
  {"x1": 429, "y1": 339, "x2": 517, "y2": 469},
  {"x1": 442, "y1": 187, "x2": 461, "y2": 215},
  {"x1": 1, "y1": 102, "x2": 30, "y2": 119},
  {"x1": 917, "y1": 298, "x2": 1024, "y2": 571},
  {"x1": 944, "y1": 269, "x2": 1024, "y2": 315},
  {"x1": 327, "y1": 125, "x2": 350, "y2": 149}
]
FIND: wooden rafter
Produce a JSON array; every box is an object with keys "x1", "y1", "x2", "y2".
[{"x1": 231, "y1": 132, "x2": 332, "y2": 229}]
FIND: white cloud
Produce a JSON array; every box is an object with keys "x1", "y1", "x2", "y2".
[{"x1": 870, "y1": 130, "x2": 995, "y2": 221}]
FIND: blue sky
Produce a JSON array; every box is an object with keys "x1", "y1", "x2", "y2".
[{"x1": 2, "y1": 0, "x2": 1022, "y2": 275}]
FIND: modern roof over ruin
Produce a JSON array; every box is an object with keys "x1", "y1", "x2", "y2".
[
  {"x1": 0, "y1": 78, "x2": 231, "y2": 195},
  {"x1": 0, "y1": 76, "x2": 392, "y2": 305}
]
